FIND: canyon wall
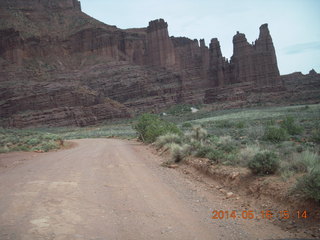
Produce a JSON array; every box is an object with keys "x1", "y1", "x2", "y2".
[
  {"x1": 0, "y1": 0, "x2": 318, "y2": 127},
  {"x1": 0, "y1": 0, "x2": 81, "y2": 11}
]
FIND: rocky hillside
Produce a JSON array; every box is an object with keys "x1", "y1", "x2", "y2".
[{"x1": 0, "y1": 0, "x2": 319, "y2": 127}]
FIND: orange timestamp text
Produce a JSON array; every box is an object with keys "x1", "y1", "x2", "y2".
[{"x1": 211, "y1": 210, "x2": 308, "y2": 220}]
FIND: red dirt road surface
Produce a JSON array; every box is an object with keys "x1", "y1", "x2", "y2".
[{"x1": 0, "y1": 139, "x2": 306, "y2": 239}]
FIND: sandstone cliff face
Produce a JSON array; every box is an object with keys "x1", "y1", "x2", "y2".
[
  {"x1": 230, "y1": 24, "x2": 280, "y2": 86},
  {"x1": 0, "y1": 0, "x2": 81, "y2": 11},
  {"x1": 0, "y1": 0, "x2": 318, "y2": 128},
  {"x1": 204, "y1": 71, "x2": 320, "y2": 109},
  {"x1": 146, "y1": 19, "x2": 176, "y2": 68}
]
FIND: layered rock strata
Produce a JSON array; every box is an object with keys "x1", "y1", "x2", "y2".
[{"x1": 0, "y1": 0, "x2": 318, "y2": 128}]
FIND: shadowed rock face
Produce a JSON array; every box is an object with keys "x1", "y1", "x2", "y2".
[
  {"x1": 0, "y1": 1, "x2": 318, "y2": 127},
  {"x1": 0, "y1": 0, "x2": 81, "y2": 11},
  {"x1": 232, "y1": 24, "x2": 280, "y2": 86},
  {"x1": 146, "y1": 19, "x2": 176, "y2": 68}
]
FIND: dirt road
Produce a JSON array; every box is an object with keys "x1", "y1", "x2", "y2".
[{"x1": 0, "y1": 139, "x2": 304, "y2": 239}]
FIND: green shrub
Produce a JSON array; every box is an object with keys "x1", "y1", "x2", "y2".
[
  {"x1": 0, "y1": 146, "x2": 9, "y2": 153},
  {"x1": 247, "y1": 126, "x2": 264, "y2": 140},
  {"x1": 266, "y1": 119, "x2": 276, "y2": 126},
  {"x1": 311, "y1": 128, "x2": 320, "y2": 143},
  {"x1": 216, "y1": 143, "x2": 237, "y2": 153},
  {"x1": 195, "y1": 145, "x2": 212, "y2": 158},
  {"x1": 206, "y1": 149, "x2": 225, "y2": 163},
  {"x1": 277, "y1": 141, "x2": 295, "y2": 156},
  {"x1": 215, "y1": 120, "x2": 233, "y2": 128},
  {"x1": 296, "y1": 145, "x2": 304, "y2": 153},
  {"x1": 182, "y1": 122, "x2": 192, "y2": 128},
  {"x1": 221, "y1": 153, "x2": 238, "y2": 165},
  {"x1": 7, "y1": 136, "x2": 20, "y2": 145},
  {"x1": 42, "y1": 134, "x2": 59, "y2": 141},
  {"x1": 295, "y1": 168, "x2": 320, "y2": 201},
  {"x1": 248, "y1": 151, "x2": 280, "y2": 175},
  {"x1": 26, "y1": 138, "x2": 41, "y2": 146},
  {"x1": 38, "y1": 141, "x2": 59, "y2": 152},
  {"x1": 235, "y1": 121, "x2": 246, "y2": 129},
  {"x1": 280, "y1": 116, "x2": 303, "y2": 135},
  {"x1": 155, "y1": 133, "x2": 181, "y2": 149},
  {"x1": 263, "y1": 126, "x2": 288, "y2": 143},
  {"x1": 133, "y1": 114, "x2": 181, "y2": 143},
  {"x1": 281, "y1": 150, "x2": 320, "y2": 176},
  {"x1": 207, "y1": 135, "x2": 219, "y2": 144},
  {"x1": 217, "y1": 135, "x2": 233, "y2": 144},
  {"x1": 186, "y1": 138, "x2": 203, "y2": 151},
  {"x1": 12, "y1": 145, "x2": 30, "y2": 152},
  {"x1": 280, "y1": 153, "x2": 309, "y2": 176},
  {"x1": 238, "y1": 145, "x2": 261, "y2": 166},
  {"x1": 166, "y1": 104, "x2": 192, "y2": 115},
  {"x1": 298, "y1": 150, "x2": 320, "y2": 172}
]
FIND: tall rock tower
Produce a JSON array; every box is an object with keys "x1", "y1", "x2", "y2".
[
  {"x1": 253, "y1": 24, "x2": 280, "y2": 85},
  {"x1": 230, "y1": 24, "x2": 280, "y2": 86},
  {"x1": 146, "y1": 19, "x2": 176, "y2": 68}
]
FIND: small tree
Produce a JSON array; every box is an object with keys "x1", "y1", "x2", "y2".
[{"x1": 133, "y1": 113, "x2": 181, "y2": 143}]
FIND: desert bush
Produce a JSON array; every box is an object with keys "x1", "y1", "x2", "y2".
[
  {"x1": 215, "y1": 120, "x2": 233, "y2": 128},
  {"x1": 43, "y1": 133, "x2": 59, "y2": 141},
  {"x1": 155, "y1": 133, "x2": 181, "y2": 149},
  {"x1": 238, "y1": 145, "x2": 261, "y2": 166},
  {"x1": 281, "y1": 150, "x2": 320, "y2": 176},
  {"x1": 247, "y1": 126, "x2": 264, "y2": 140},
  {"x1": 216, "y1": 142, "x2": 237, "y2": 153},
  {"x1": 26, "y1": 138, "x2": 41, "y2": 146},
  {"x1": 235, "y1": 121, "x2": 246, "y2": 129},
  {"x1": 0, "y1": 146, "x2": 9, "y2": 153},
  {"x1": 190, "y1": 125, "x2": 207, "y2": 142},
  {"x1": 182, "y1": 122, "x2": 192, "y2": 128},
  {"x1": 207, "y1": 135, "x2": 219, "y2": 144},
  {"x1": 280, "y1": 116, "x2": 303, "y2": 135},
  {"x1": 248, "y1": 151, "x2": 280, "y2": 175},
  {"x1": 311, "y1": 128, "x2": 320, "y2": 143},
  {"x1": 169, "y1": 143, "x2": 191, "y2": 163},
  {"x1": 221, "y1": 153, "x2": 238, "y2": 165},
  {"x1": 295, "y1": 168, "x2": 320, "y2": 201},
  {"x1": 166, "y1": 104, "x2": 195, "y2": 115},
  {"x1": 298, "y1": 150, "x2": 320, "y2": 172},
  {"x1": 11, "y1": 145, "x2": 29, "y2": 152},
  {"x1": 133, "y1": 113, "x2": 181, "y2": 143},
  {"x1": 195, "y1": 145, "x2": 212, "y2": 158},
  {"x1": 280, "y1": 152, "x2": 308, "y2": 178},
  {"x1": 277, "y1": 141, "x2": 296, "y2": 156},
  {"x1": 263, "y1": 126, "x2": 288, "y2": 143},
  {"x1": 218, "y1": 135, "x2": 232, "y2": 144},
  {"x1": 296, "y1": 145, "x2": 304, "y2": 153},
  {"x1": 266, "y1": 119, "x2": 276, "y2": 126},
  {"x1": 206, "y1": 149, "x2": 225, "y2": 163},
  {"x1": 37, "y1": 141, "x2": 59, "y2": 152},
  {"x1": 185, "y1": 137, "x2": 203, "y2": 152}
]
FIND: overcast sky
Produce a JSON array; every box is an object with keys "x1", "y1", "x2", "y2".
[{"x1": 80, "y1": 0, "x2": 320, "y2": 75}]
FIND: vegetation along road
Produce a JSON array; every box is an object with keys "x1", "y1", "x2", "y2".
[{"x1": 0, "y1": 138, "x2": 308, "y2": 240}]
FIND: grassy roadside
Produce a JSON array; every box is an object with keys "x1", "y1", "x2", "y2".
[
  {"x1": 134, "y1": 104, "x2": 320, "y2": 202},
  {"x1": 0, "y1": 122, "x2": 136, "y2": 153}
]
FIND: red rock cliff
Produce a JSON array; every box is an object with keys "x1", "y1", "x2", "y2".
[
  {"x1": 1, "y1": 1, "x2": 315, "y2": 128},
  {"x1": 230, "y1": 24, "x2": 280, "y2": 86},
  {"x1": 146, "y1": 19, "x2": 176, "y2": 68}
]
